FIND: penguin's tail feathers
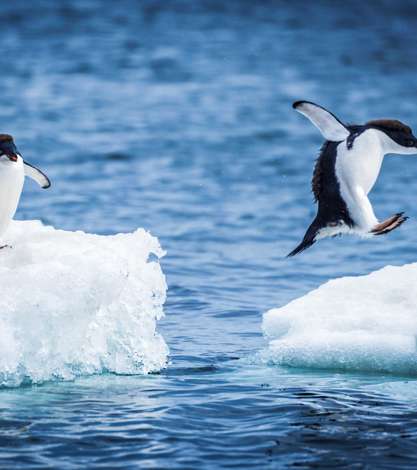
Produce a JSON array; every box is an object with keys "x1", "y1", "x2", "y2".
[{"x1": 287, "y1": 218, "x2": 322, "y2": 257}]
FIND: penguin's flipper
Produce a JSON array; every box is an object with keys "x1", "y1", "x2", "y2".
[
  {"x1": 293, "y1": 101, "x2": 350, "y2": 142},
  {"x1": 371, "y1": 213, "x2": 408, "y2": 236},
  {"x1": 24, "y1": 161, "x2": 51, "y2": 189}
]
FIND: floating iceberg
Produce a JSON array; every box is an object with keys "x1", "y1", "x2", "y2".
[
  {"x1": 0, "y1": 220, "x2": 168, "y2": 387},
  {"x1": 263, "y1": 264, "x2": 417, "y2": 375}
]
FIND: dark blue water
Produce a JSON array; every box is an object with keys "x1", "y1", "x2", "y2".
[{"x1": 3, "y1": 0, "x2": 417, "y2": 467}]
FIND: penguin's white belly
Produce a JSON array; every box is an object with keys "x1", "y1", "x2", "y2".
[
  {"x1": 0, "y1": 158, "x2": 24, "y2": 237},
  {"x1": 334, "y1": 129, "x2": 385, "y2": 231},
  {"x1": 335, "y1": 130, "x2": 384, "y2": 195}
]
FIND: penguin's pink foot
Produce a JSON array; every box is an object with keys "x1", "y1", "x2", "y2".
[{"x1": 370, "y1": 212, "x2": 408, "y2": 236}]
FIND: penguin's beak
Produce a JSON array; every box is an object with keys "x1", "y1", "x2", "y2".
[{"x1": 1, "y1": 142, "x2": 19, "y2": 162}]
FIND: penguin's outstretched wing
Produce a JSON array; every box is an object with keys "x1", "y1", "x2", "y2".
[
  {"x1": 293, "y1": 101, "x2": 350, "y2": 142},
  {"x1": 23, "y1": 161, "x2": 51, "y2": 189}
]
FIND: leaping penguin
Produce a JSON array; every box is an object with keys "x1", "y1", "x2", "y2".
[
  {"x1": 0, "y1": 134, "x2": 50, "y2": 241},
  {"x1": 288, "y1": 101, "x2": 417, "y2": 257}
]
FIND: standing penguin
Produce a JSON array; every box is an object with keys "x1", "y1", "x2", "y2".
[
  {"x1": 288, "y1": 101, "x2": 417, "y2": 257},
  {"x1": 0, "y1": 134, "x2": 50, "y2": 242}
]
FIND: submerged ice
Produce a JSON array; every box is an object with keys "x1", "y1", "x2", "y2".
[
  {"x1": 263, "y1": 264, "x2": 417, "y2": 375},
  {"x1": 0, "y1": 220, "x2": 168, "y2": 387}
]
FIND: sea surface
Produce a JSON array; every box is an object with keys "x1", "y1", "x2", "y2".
[{"x1": 2, "y1": 0, "x2": 417, "y2": 468}]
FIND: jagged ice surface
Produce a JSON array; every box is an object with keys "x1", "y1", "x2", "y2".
[
  {"x1": 263, "y1": 264, "x2": 417, "y2": 375},
  {"x1": 0, "y1": 220, "x2": 168, "y2": 387}
]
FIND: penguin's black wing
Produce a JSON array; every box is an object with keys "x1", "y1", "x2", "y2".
[
  {"x1": 293, "y1": 101, "x2": 350, "y2": 142},
  {"x1": 23, "y1": 161, "x2": 51, "y2": 189}
]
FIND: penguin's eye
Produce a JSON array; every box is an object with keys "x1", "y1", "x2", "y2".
[{"x1": 406, "y1": 139, "x2": 415, "y2": 147}]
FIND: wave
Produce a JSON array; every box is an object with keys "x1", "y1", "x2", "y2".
[
  {"x1": 0, "y1": 220, "x2": 168, "y2": 387},
  {"x1": 262, "y1": 264, "x2": 417, "y2": 375}
]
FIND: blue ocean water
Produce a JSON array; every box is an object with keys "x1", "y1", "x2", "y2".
[{"x1": 3, "y1": 0, "x2": 417, "y2": 467}]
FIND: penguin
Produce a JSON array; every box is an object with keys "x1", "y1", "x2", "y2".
[
  {"x1": 0, "y1": 134, "x2": 50, "y2": 242},
  {"x1": 288, "y1": 101, "x2": 417, "y2": 257}
]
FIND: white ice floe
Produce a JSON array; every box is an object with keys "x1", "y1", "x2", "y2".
[
  {"x1": 263, "y1": 264, "x2": 417, "y2": 375},
  {"x1": 0, "y1": 220, "x2": 168, "y2": 387}
]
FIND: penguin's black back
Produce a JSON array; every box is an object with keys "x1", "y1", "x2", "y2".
[
  {"x1": 312, "y1": 141, "x2": 354, "y2": 227},
  {"x1": 287, "y1": 141, "x2": 354, "y2": 257}
]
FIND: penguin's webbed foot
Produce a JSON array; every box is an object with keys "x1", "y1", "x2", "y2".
[{"x1": 370, "y1": 213, "x2": 408, "y2": 236}]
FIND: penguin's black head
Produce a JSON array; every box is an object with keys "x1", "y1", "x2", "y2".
[
  {"x1": 366, "y1": 119, "x2": 417, "y2": 150},
  {"x1": 0, "y1": 134, "x2": 19, "y2": 162}
]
